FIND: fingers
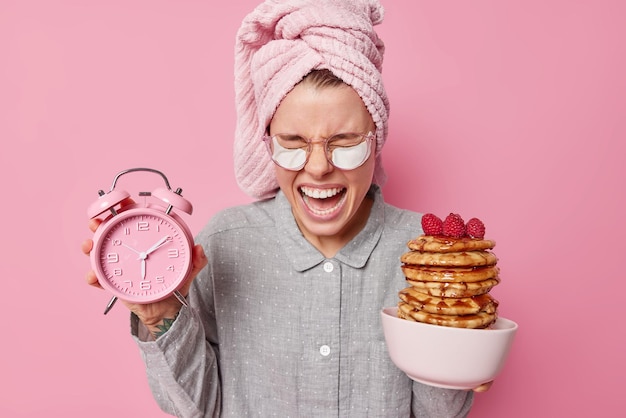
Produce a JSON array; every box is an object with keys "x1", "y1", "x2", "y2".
[
  {"x1": 473, "y1": 381, "x2": 493, "y2": 393},
  {"x1": 119, "y1": 196, "x2": 135, "y2": 208},
  {"x1": 87, "y1": 197, "x2": 134, "y2": 232},
  {"x1": 191, "y1": 244, "x2": 208, "y2": 275},
  {"x1": 81, "y1": 239, "x2": 94, "y2": 256},
  {"x1": 88, "y1": 217, "x2": 102, "y2": 233},
  {"x1": 83, "y1": 198, "x2": 137, "y2": 304},
  {"x1": 85, "y1": 269, "x2": 103, "y2": 289},
  {"x1": 178, "y1": 244, "x2": 208, "y2": 296},
  {"x1": 81, "y1": 239, "x2": 102, "y2": 288}
]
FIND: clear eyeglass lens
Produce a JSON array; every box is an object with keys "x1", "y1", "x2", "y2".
[
  {"x1": 269, "y1": 133, "x2": 371, "y2": 170},
  {"x1": 330, "y1": 138, "x2": 370, "y2": 169},
  {"x1": 271, "y1": 136, "x2": 308, "y2": 169}
]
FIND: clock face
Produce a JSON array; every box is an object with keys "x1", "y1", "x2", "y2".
[{"x1": 91, "y1": 206, "x2": 193, "y2": 303}]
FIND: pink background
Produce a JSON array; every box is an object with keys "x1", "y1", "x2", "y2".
[{"x1": 1, "y1": 0, "x2": 624, "y2": 416}]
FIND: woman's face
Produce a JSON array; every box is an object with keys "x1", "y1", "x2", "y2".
[{"x1": 269, "y1": 81, "x2": 377, "y2": 255}]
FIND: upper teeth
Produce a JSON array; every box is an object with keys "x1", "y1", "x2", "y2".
[{"x1": 301, "y1": 187, "x2": 342, "y2": 199}]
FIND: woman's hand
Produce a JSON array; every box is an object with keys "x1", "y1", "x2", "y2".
[
  {"x1": 81, "y1": 210, "x2": 207, "y2": 338},
  {"x1": 472, "y1": 381, "x2": 493, "y2": 393}
]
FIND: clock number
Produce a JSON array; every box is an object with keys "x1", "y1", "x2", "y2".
[
  {"x1": 137, "y1": 221, "x2": 149, "y2": 231},
  {"x1": 167, "y1": 249, "x2": 179, "y2": 258},
  {"x1": 124, "y1": 227, "x2": 130, "y2": 235},
  {"x1": 124, "y1": 280, "x2": 133, "y2": 288},
  {"x1": 112, "y1": 239, "x2": 122, "y2": 246},
  {"x1": 140, "y1": 281, "x2": 151, "y2": 290},
  {"x1": 113, "y1": 268, "x2": 122, "y2": 276},
  {"x1": 166, "y1": 265, "x2": 175, "y2": 272},
  {"x1": 155, "y1": 276, "x2": 164, "y2": 284},
  {"x1": 107, "y1": 253, "x2": 119, "y2": 263}
]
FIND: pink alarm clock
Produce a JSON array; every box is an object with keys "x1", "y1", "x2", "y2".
[{"x1": 88, "y1": 168, "x2": 194, "y2": 313}]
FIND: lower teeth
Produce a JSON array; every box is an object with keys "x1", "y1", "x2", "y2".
[{"x1": 303, "y1": 194, "x2": 344, "y2": 216}]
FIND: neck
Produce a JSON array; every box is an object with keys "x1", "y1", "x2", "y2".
[{"x1": 300, "y1": 196, "x2": 373, "y2": 258}]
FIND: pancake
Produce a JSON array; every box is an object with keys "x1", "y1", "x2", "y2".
[
  {"x1": 398, "y1": 286, "x2": 499, "y2": 316},
  {"x1": 398, "y1": 301, "x2": 497, "y2": 329},
  {"x1": 401, "y1": 265, "x2": 499, "y2": 283},
  {"x1": 405, "y1": 277, "x2": 500, "y2": 298},
  {"x1": 407, "y1": 235, "x2": 496, "y2": 253},
  {"x1": 401, "y1": 250, "x2": 497, "y2": 268},
  {"x1": 396, "y1": 215, "x2": 502, "y2": 329}
]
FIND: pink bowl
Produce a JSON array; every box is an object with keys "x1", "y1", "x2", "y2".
[{"x1": 381, "y1": 306, "x2": 518, "y2": 389}]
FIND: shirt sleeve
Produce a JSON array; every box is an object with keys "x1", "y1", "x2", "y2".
[
  {"x1": 131, "y1": 306, "x2": 221, "y2": 418},
  {"x1": 411, "y1": 381, "x2": 474, "y2": 417}
]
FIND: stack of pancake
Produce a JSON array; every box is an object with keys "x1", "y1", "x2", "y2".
[{"x1": 397, "y1": 235, "x2": 500, "y2": 329}]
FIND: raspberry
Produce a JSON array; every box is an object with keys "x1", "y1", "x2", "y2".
[
  {"x1": 421, "y1": 213, "x2": 443, "y2": 235},
  {"x1": 466, "y1": 217, "x2": 486, "y2": 239},
  {"x1": 442, "y1": 213, "x2": 466, "y2": 238}
]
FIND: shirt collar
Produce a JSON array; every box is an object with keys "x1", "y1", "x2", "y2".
[{"x1": 275, "y1": 185, "x2": 385, "y2": 272}]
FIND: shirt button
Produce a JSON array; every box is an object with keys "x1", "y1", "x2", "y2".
[
  {"x1": 319, "y1": 345, "x2": 331, "y2": 356},
  {"x1": 323, "y1": 262, "x2": 334, "y2": 273}
]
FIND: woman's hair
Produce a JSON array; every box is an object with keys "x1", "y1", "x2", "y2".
[{"x1": 301, "y1": 69, "x2": 346, "y2": 89}]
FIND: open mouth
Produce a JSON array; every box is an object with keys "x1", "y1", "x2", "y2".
[{"x1": 300, "y1": 186, "x2": 347, "y2": 216}]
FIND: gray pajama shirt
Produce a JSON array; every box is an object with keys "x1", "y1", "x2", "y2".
[{"x1": 132, "y1": 185, "x2": 473, "y2": 417}]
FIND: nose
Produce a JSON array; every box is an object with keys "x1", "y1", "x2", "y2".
[{"x1": 304, "y1": 142, "x2": 333, "y2": 176}]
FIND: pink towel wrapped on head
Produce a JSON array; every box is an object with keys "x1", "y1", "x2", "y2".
[{"x1": 234, "y1": 0, "x2": 390, "y2": 200}]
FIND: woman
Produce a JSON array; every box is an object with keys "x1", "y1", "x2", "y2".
[{"x1": 84, "y1": 1, "x2": 480, "y2": 416}]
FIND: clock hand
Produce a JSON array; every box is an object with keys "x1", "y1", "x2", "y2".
[
  {"x1": 137, "y1": 236, "x2": 169, "y2": 280},
  {"x1": 141, "y1": 257, "x2": 146, "y2": 280},
  {"x1": 136, "y1": 236, "x2": 170, "y2": 281},
  {"x1": 144, "y1": 236, "x2": 171, "y2": 256},
  {"x1": 122, "y1": 242, "x2": 142, "y2": 255}
]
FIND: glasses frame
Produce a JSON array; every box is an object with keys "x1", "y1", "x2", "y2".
[{"x1": 262, "y1": 131, "x2": 375, "y2": 171}]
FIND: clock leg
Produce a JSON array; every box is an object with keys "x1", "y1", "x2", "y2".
[
  {"x1": 103, "y1": 296, "x2": 118, "y2": 315},
  {"x1": 173, "y1": 290, "x2": 189, "y2": 307},
  {"x1": 102, "y1": 292, "x2": 186, "y2": 315}
]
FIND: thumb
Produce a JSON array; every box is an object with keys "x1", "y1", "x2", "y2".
[{"x1": 179, "y1": 244, "x2": 207, "y2": 296}]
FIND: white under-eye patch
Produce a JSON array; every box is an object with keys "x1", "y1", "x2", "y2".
[
  {"x1": 331, "y1": 141, "x2": 370, "y2": 169},
  {"x1": 271, "y1": 137, "x2": 307, "y2": 169}
]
